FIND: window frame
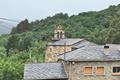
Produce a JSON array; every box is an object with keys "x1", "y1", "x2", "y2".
[
  {"x1": 83, "y1": 66, "x2": 93, "y2": 75},
  {"x1": 96, "y1": 66, "x2": 105, "y2": 76},
  {"x1": 112, "y1": 66, "x2": 120, "y2": 76}
]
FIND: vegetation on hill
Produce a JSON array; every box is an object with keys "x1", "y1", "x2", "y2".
[{"x1": 0, "y1": 4, "x2": 120, "y2": 80}]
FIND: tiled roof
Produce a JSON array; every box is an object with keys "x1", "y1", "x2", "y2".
[
  {"x1": 58, "y1": 45, "x2": 120, "y2": 61},
  {"x1": 48, "y1": 38, "x2": 83, "y2": 46},
  {"x1": 23, "y1": 63, "x2": 68, "y2": 80}
]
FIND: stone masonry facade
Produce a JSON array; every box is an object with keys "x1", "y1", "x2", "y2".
[
  {"x1": 45, "y1": 45, "x2": 72, "y2": 62},
  {"x1": 64, "y1": 61, "x2": 120, "y2": 80}
]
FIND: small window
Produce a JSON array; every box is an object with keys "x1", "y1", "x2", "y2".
[
  {"x1": 84, "y1": 67, "x2": 93, "y2": 75},
  {"x1": 60, "y1": 32, "x2": 63, "y2": 38},
  {"x1": 50, "y1": 48, "x2": 52, "y2": 52},
  {"x1": 112, "y1": 67, "x2": 120, "y2": 75},
  {"x1": 57, "y1": 32, "x2": 59, "y2": 39},
  {"x1": 96, "y1": 67, "x2": 104, "y2": 75}
]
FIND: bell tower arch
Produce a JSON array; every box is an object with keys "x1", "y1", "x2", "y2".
[{"x1": 54, "y1": 25, "x2": 65, "y2": 39}]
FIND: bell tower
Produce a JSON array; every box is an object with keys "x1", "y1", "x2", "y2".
[{"x1": 54, "y1": 25, "x2": 65, "y2": 39}]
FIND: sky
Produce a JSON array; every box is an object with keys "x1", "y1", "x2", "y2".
[{"x1": 0, "y1": 0, "x2": 120, "y2": 21}]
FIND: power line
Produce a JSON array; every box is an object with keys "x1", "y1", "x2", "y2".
[
  {"x1": 0, "y1": 18, "x2": 18, "y2": 30},
  {"x1": 0, "y1": 22, "x2": 16, "y2": 29},
  {"x1": 0, "y1": 18, "x2": 19, "y2": 22},
  {"x1": 0, "y1": 26, "x2": 13, "y2": 30},
  {"x1": 0, "y1": 26, "x2": 13, "y2": 34}
]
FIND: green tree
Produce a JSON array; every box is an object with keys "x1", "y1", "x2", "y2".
[
  {"x1": 106, "y1": 16, "x2": 120, "y2": 43},
  {"x1": 0, "y1": 58, "x2": 23, "y2": 80},
  {"x1": 4, "y1": 35, "x2": 19, "y2": 56},
  {"x1": 11, "y1": 19, "x2": 31, "y2": 34}
]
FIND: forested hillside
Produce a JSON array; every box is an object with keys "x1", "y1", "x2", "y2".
[
  {"x1": 0, "y1": 4, "x2": 120, "y2": 80},
  {"x1": 11, "y1": 4, "x2": 120, "y2": 44}
]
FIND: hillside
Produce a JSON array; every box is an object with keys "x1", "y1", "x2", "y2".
[
  {"x1": 11, "y1": 4, "x2": 120, "y2": 44},
  {"x1": 0, "y1": 4, "x2": 120, "y2": 80}
]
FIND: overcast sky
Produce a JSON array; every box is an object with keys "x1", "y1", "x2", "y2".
[{"x1": 0, "y1": 0, "x2": 120, "y2": 21}]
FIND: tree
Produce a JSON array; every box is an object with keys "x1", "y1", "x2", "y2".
[
  {"x1": 11, "y1": 19, "x2": 31, "y2": 34},
  {"x1": 106, "y1": 16, "x2": 120, "y2": 43},
  {"x1": 4, "y1": 35, "x2": 19, "y2": 56},
  {"x1": 0, "y1": 58, "x2": 23, "y2": 80}
]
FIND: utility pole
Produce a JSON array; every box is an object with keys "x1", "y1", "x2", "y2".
[{"x1": 64, "y1": 42, "x2": 66, "y2": 61}]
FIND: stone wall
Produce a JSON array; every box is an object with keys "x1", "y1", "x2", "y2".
[
  {"x1": 45, "y1": 45, "x2": 72, "y2": 62},
  {"x1": 64, "y1": 61, "x2": 120, "y2": 80}
]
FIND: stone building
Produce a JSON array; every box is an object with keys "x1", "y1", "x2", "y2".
[
  {"x1": 58, "y1": 45, "x2": 120, "y2": 80},
  {"x1": 23, "y1": 45, "x2": 120, "y2": 80},
  {"x1": 45, "y1": 25, "x2": 95, "y2": 62},
  {"x1": 23, "y1": 26, "x2": 120, "y2": 80}
]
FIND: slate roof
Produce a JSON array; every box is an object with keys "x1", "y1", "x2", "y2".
[
  {"x1": 48, "y1": 38, "x2": 83, "y2": 46},
  {"x1": 58, "y1": 45, "x2": 120, "y2": 61},
  {"x1": 72, "y1": 40, "x2": 96, "y2": 48},
  {"x1": 23, "y1": 63, "x2": 68, "y2": 80},
  {"x1": 107, "y1": 44, "x2": 120, "y2": 50}
]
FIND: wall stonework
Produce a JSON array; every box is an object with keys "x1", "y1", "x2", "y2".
[
  {"x1": 64, "y1": 61, "x2": 120, "y2": 80},
  {"x1": 45, "y1": 45, "x2": 72, "y2": 62}
]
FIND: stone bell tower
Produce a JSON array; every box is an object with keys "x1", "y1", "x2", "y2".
[{"x1": 54, "y1": 25, "x2": 65, "y2": 39}]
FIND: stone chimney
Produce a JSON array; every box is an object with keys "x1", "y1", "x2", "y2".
[{"x1": 104, "y1": 45, "x2": 109, "y2": 55}]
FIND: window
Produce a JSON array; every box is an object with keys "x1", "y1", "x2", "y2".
[
  {"x1": 112, "y1": 67, "x2": 120, "y2": 75},
  {"x1": 84, "y1": 67, "x2": 93, "y2": 75},
  {"x1": 50, "y1": 48, "x2": 52, "y2": 52},
  {"x1": 60, "y1": 32, "x2": 63, "y2": 38},
  {"x1": 57, "y1": 32, "x2": 59, "y2": 39},
  {"x1": 96, "y1": 67, "x2": 104, "y2": 75}
]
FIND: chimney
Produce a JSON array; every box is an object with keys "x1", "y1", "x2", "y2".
[{"x1": 104, "y1": 45, "x2": 109, "y2": 55}]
